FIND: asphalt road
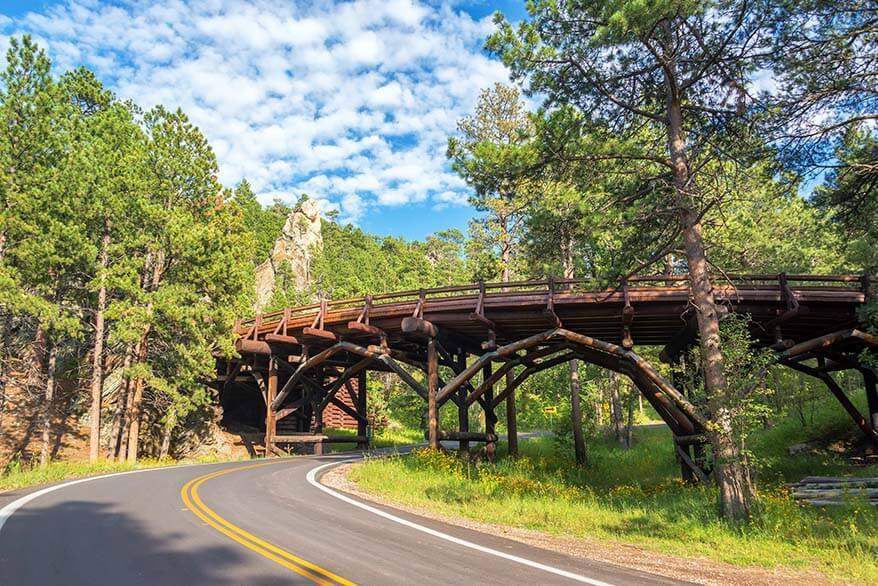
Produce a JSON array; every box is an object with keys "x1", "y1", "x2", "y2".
[{"x1": 0, "y1": 448, "x2": 688, "y2": 586}]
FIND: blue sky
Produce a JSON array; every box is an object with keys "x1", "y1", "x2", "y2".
[{"x1": 0, "y1": 0, "x2": 528, "y2": 240}]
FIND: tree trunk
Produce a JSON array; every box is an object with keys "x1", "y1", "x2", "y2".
[
  {"x1": 561, "y1": 230, "x2": 586, "y2": 464},
  {"x1": 505, "y1": 370, "x2": 517, "y2": 456},
  {"x1": 500, "y1": 215, "x2": 511, "y2": 284},
  {"x1": 0, "y1": 312, "x2": 10, "y2": 415},
  {"x1": 39, "y1": 336, "x2": 57, "y2": 468},
  {"x1": 666, "y1": 74, "x2": 750, "y2": 520},
  {"x1": 126, "y1": 335, "x2": 149, "y2": 463},
  {"x1": 88, "y1": 223, "x2": 110, "y2": 463},
  {"x1": 159, "y1": 411, "x2": 176, "y2": 459},
  {"x1": 125, "y1": 251, "x2": 163, "y2": 463},
  {"x1": 569, "y1": 359, "x2": 587, "y2": 465},
  {"x1": 609, "y1": 371, "x2": 626, "y2": 446},
  {"x1": 625, "y1": 393, "x2": 635, "y2": 449},
  {"x1": 107, "y1": 345, "x2": 135, "y2": 460}
]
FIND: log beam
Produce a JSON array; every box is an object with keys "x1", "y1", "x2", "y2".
[{"x1": 427, "y1": 337, "x2": 440, "y2": 449}]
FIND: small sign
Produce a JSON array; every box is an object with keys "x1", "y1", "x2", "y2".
[{"x1": 543, "y1": 406, "x2": 558, "y2": 414}]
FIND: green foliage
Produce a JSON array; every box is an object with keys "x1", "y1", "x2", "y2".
[
  {"x1": 231, "y1": 179, "x2": 291, "y2": 266},
  {"x1": 0, "y1": 36, "x2": 254, "y2": 460},
  {"x1": 307, "y1": 220, "x2": 467, "y2": 299}
]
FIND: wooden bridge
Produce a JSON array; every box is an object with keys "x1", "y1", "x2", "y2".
[{"x1": 216, "y1": 273, "x2": 878, "y2": 480}]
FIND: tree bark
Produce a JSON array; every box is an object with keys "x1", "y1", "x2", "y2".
[
  {"x1": 159, "y1": 411, "x2": 176, "y2": 459},
  {"x1": 0, "y1": 312, "x2": 10, "y2": 415},
  {"x1": 562, "y1": 230, "x2": 586, "y2": 464},
  {"x1": 39, "y1": 335, "x2": 57, "y2": 468},
  {"x1": 107, "y1": 344, "x2": 135, "y2": 460},
  {"x1": 505, "y1": 369, "x2": 518, "y2": 456},
  {"x1": 569, "y1": 359, "x2": 587, "y2": 465},
  {"x1": 125, "y1": 251, "x2": 163, "y2": 463},
  {"x1": 625, "y1": 393, "x2": 635, "y2": 449},
  {"x1": 88, "y1": 222, "x2": 110, "y2": 463},
  {"x1": 125, "y1": 335, "x2": 149, "y2": 463},
  {"x1": 609, "y1": 371, "x2": 626, "y2": 446},
  {"x1": 666, "y1": 65, "x2": 750, "y2": 520},
  {"x1": 500, "y1": 215, "x2": 511, "y2": 284}
]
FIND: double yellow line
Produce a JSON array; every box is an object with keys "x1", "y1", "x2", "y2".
[{"x1": 181, "y1": 461, "x2": 356, "y2": 586}]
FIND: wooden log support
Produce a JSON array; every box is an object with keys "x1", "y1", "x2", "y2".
[
  {"x1": 264, "y1": 333, "x2": 301, "y2": 345},
  {"x1": 455, "y1": 350, "x2": 470, "y2": 458},
  {"x1": 302, "y1": 327, "x2": 338, "y2": 342},
  {"x1": 427, "y1": 337, "x2": 440, "y2": 450},
  {"x1": 357, "y1": 370, "x2": 369, "y2": 449},
  {"x1": 346, "y1": 320, "x2": 387, "y2": 340},
  {"x1": 505, "y1": 369, "x2": 518, "y2": 456},
  {"x1": 862, "y1": 368, "x2": 878, "y2": 432},
  {"x1": 543, "y1": 276, "x2": 562, "y2": 328},
  {"x1": 675, "y1": 443, "x2": 709, "y2": 483},
  {"x1": 482, "y1": 363, "x2": 497, "y2": 462},
  {"x1": 265, "y1": 355, "x2": 277, "y2": 451},
  {"x1": 236, "y1": 339, "x2": 273, "y2": 355},
  {"x1": 401, "y1": 316, "x2": 438, "y2": 339},
  {"x1": 780, "y1": 329, "x2": 878, "y2": 361},
  {"x1": 785, "y1": 360, "x2": 878, "y2": 446},
  {"x1": 765, "y1": 272, "x2": 807, "y2": 332},
  {"x1": 273, "y1": 341, "x2": 426, "y2": 409}
]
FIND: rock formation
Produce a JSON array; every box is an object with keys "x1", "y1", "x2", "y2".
[{"x1": 253, "y1": 198, "x2": 322, "y2": 311}]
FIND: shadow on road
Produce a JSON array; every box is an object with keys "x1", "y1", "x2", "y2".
[{"x1": 0, "y1": 499, "x2": 311, "y2": 585}]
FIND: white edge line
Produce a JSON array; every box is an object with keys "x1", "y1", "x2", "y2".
[
  {"x1": 0, "y1": 459, "x2": 253, "y2": 535},
  {"x1": 305, "y1": 460, "x2": 616, "y2": 586}
]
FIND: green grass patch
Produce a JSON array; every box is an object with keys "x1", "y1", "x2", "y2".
[
  {"x1": 323, "y1": 426, "x2": 423, "y2": 453},
  {"x1": 349, "y1": 401, "x2": 878, "y2": 583},
  {"x1": 0, "y1": 454, "x2": 244, "y2": 493}
]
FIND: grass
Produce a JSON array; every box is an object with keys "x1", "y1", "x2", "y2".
[
  {"x1": 323, "y1": 426, "x2": 423, "y2": 453},
  {"x1": 349, "y1": 398, "x2": 878, "y2": 583},
  {"x1": 0, "y1": 454, "x2": 245, "y2": 493}
]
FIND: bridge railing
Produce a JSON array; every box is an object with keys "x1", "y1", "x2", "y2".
[{"x1": 236, "y1": 273, "x2": 872, "y2": 333}]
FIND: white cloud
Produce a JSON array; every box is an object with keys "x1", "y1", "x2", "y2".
[{"x1": 2, "y1": 0, "x2": 509, "y2": 224}]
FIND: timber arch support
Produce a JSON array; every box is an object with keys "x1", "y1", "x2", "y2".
[{"x1": 216, "y1": 273, "x2": 875, "y2": 479}]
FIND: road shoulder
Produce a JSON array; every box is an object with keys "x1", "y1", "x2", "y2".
[{"x1": 322, "y1": 462, "x2": 841, "y2": 586}]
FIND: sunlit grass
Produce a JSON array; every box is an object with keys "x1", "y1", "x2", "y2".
[
  {"x1": 323, "y1": 425, "x2": 423, "y2": 452},
  {"x1": 350, "y1": 398, "x2": 878, "y2": 583},
  {"x1": 0, "y1": 454, "x2": 246, "y2": 492}
]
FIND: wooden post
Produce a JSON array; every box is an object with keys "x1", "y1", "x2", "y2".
[
  {"x1": 427, "y1": 338, "x2": 440, "y2": 449},
  {"x1": 456, "y1": 351, "x2": 469, "y2": 458},
  {"x1": 673, "y1": 370, "x2": 694, "y2": 482},
  {"x1": 505, "y1": 369, "x2": 518, "y2": 456},
  {"x1": 357, "y1": 370, "x2": 369, "y2": 449},
  {"x1": 265, "y1": 356, "x2": 277, "y2": 454},
  {"x1": 864, "y1": 369, "x2": 878, "y2": 432},
  {"x1": 483, "y1": 362, "x2": 496, "y2": 462}
]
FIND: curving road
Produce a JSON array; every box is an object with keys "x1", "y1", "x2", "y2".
[{"x1": 0, "y1": 449, "x2": 687, "y2": 586}]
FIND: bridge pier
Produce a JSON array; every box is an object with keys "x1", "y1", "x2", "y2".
[
  {"x1": 357, "y1": 370, "x2": 369, "y2": 450},
  {"x1": 265, "y1": 354, "x2": 277, "y2": 453},
  {"x1": 427, "y1": 337, "x2": 440, "y2": 449},
  {"x1": 505, "y1": 370, "x2": 518, "y2": 457},
  {"x1": 456, "y1": 351, "x2": 470, "y2": 458},
  {"x1": 483, "y1": 362, "x2": 497, "y2": 462}
]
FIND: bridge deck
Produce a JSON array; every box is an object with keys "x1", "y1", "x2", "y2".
[
  {"x1": 235, "y1": 274, "x2": 868, "y2": 351},
  {"x1": 221, "y1": 273, "x2": 877, "y2": 477}
]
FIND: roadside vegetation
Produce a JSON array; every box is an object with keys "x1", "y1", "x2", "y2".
[
  {"x1": 349, "y1": 393, "x2": 878, "y2": 583},
  {"x1": 322, "y1": 427, "x2": 423, "y2": 453},
  {"x1": 0, "y1": 454, "x2": 248, "y2": 493}
]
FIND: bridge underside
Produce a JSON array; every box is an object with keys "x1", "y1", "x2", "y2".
[{"x1": 215, "y1": 275, "x2": 878, "y2": 480}]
